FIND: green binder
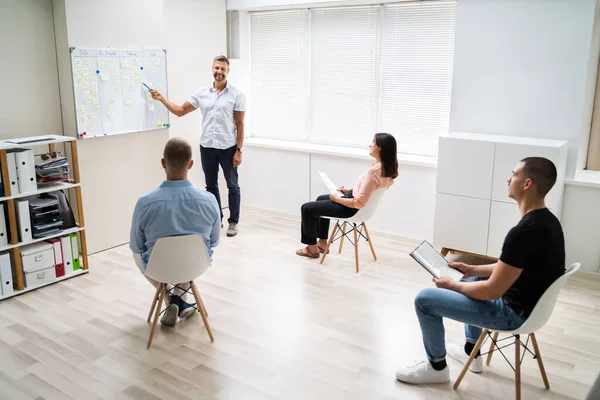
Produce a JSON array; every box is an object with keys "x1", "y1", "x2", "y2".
[{"x1": 70, "y1": 233, "x2": 81, "y2": 271}]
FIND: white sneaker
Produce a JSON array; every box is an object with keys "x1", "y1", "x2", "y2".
[
  {"x1": 447, "y1": 343, "x2": 483, "y2": 373},
  {"x1": 395, "y1": 360, "x2": 450, "y2": 384},
  {"x1": 160, "y1": 303, "x2": 179, "y2": 326}
]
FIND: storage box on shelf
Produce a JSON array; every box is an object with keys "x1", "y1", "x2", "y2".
[
  {"x1": 433, "y1": 132, "x2": 568, "y2": 259},
  {"x1": 0, "y1": 135, "x2": 88, "y2": 301}
]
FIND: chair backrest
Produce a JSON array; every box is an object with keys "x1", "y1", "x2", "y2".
[
  {"x1": 347, "y1": 187, "x2": 387, "y2": 223},
  {"x1": 514, "y1": 262, "x2": 580, "y2": 334},
  {"x1": 144, "y1": 235, "x2": 211, "y2": 284}
]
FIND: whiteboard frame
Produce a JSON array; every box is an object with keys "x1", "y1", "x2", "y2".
[{"x1": 69, "y1": 46, "x2": 170, "y2": 140}]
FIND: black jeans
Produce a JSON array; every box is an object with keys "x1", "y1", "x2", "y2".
[
  {"x1": 200, "y1": 145, "x2": 240, "y2": 224},
  {"x1": 300, "y1": 193, "x2": 358, "y2": 245}
]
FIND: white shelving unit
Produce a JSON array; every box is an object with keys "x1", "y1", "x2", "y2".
[{"x1": 0, "y1": 135, "x2": 88, "y2": 300}]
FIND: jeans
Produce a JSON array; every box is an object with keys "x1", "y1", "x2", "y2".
[
  {"x1": 200, "y1": 145, "x2": 240, "y2": 224},
  {"x1": 414, "y1": 277, "x2": 525, "y2": 362},
  {"x1": 300, "y1": 193, "x2": 358, "y2": 245}
]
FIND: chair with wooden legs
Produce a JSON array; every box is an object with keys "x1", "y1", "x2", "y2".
[
  {"x1": 320, "y1": 188, "x2": 386, "y2": 273},
  {"x1": 454, "y1": 263, "x2": 580, "y2": 400},
  {"x1": 144, "y1": 235, "x2": 214, "y2": 349}
]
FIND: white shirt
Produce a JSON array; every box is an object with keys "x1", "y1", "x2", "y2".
[{"x1": 189, "y1": 83, "x2": 246, "y2": 149}]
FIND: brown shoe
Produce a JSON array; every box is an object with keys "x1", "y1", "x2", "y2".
[{"x1": 296, "y1": 246, "x2": 320, "y2": 258}]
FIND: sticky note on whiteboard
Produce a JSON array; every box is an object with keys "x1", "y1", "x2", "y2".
[
  {"x1": 84, "y1": 59, "x2": 92, "y2": 67},
  {"x1": 148, "y1": 104, "x2": 155, "y2": 112},
  {"x1": 98, "y1": 58, "x2": 106, "y2": 66},
  {"x1": 77, "y1": 105, "x2": 85, "y2": 113},
  {"x1": 151, "y1": 66, "x2": 158, "y2": 74},
  {"x1": 124, "y1": 97, "x2": 132, "y2": 105},
  {"x1": 100, "y1": 72, "x2": 109, "y2": 81},
  {"x1": 154, "y1": 58, "x2": 160, "y2": 66},
  {"x1": 75, "y1": 59, "x2": 82, "y2": 68},
  {"x1": 120, "y1": 60, "x2": 128, "y2": 67}
]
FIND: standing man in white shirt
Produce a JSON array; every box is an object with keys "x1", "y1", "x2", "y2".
[{"x1": 149, "y1": 55, "x2": 246, "y2": 237}]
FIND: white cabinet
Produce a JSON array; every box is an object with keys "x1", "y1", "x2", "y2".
[
  {"x1": 437, "y1": 137, "x2": 495, "y2": 199},
  {"x1": 434, "y1": 193, "x2": 490, "y2": 255},
  {"x1": 433, "y1": 132, "x2": 567, "y2": 258}
]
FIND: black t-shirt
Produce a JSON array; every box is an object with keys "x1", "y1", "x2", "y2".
[{"x1": 500, "y1": 208, "x2": 565, "y2": 318}]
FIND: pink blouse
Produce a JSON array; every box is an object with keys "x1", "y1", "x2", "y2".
[{"x1": 351, "y1": 163, "x2": 394, "y2": 208}]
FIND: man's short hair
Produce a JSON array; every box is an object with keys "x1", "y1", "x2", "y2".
[
  {"x1": 520, "y1": 157, "x2": 557, "y2": 197},
  {"x1": 163, "y1": 138, "x2": 192, "y2": 170},
  {"x1": 213, "y1": 55, "x2": 230, "y2": 66}
]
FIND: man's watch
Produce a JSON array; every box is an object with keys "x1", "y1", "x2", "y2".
[{"x1": 236, "y1": 147, "x2": 243, "y2": 153}]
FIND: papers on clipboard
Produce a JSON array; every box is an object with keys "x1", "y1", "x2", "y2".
[
  {"x1": 318, "y1": 171, "x2": 342, "y2": 197},
  {"x1": 409, "y1": 241, "x2": 464, "y2": 281}
]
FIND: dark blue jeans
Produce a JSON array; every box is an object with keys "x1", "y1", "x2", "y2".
[{"x1": 200, "y1": 145, "x2": 240, "y2": 224}]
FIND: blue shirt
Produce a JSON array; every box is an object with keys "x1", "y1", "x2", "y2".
[
  {"x1": 129, "y1": 180, "x2": 221, "y2": 269},
  {"x1": 189, "y1": 83, "x2": 246, "y2": 149}
]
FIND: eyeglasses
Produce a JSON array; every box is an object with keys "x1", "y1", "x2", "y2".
[{"x1": 40, "y1": 151, "x2": 64, "y2": 160}]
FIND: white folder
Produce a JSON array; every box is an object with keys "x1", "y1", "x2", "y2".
[
  {"x1": 0, "y1": 204, "x2": 8, "y2": 247},
  {"x1": 15, "y1": 149, "x2": 37, "y2": 193},
  {"x1": 15, "y1": 200, "x2": 32, "y2": 243},
  {"x1": 60, "y1": 236, "x2": 73, "y2": 273},
  {"x1": 6, "y1": 152, "x2": 19, "y2": 195},
  {"x1": 0, "y1": 253, "x2": 13, "y2": 296}
]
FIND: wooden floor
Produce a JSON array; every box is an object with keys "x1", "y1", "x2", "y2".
[{"x1": 1, "y1": 206, "x2": 599, "y2": 400}]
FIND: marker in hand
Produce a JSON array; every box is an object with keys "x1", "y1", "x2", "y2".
[{"x1": 142, "y1": 82, "x2": 152, "y2": 91}]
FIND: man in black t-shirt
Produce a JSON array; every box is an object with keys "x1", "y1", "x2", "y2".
[{"x1": 396, "y1": 157, "x2": 565, "y2": 385}]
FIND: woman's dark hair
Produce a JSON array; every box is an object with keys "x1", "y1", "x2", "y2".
[{"x1": 374, "y1": 132, "x2": 399, "y2": 179}]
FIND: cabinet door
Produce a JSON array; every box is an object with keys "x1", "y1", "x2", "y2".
[
  {"x1": 433, "y1": 193, "x2": 491, "y2": 256},
  {"x1": 436, "y1": 137, "x2": 495, "y2": 199},
  {"x1": 491, "y1": 143, "x2": 560, "y2": 206},
  {"x1": 487, "y1": 201, "x2": 521, "y2": 258}
]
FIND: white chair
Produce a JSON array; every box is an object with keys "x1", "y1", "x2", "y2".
[
  {"x1": 144, "y1": 235, "x2": 214, "y2": 349},
  {"x1": 454, "y1": 263, "x2": 581, "y2": 400},
  {"x1": 320, "y1": 188, "x2": 386, "y2": 273}
]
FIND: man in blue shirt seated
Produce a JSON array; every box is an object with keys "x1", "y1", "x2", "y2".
[{"x1": 130, "y1": 137, "x2": 221, "y2": 326}]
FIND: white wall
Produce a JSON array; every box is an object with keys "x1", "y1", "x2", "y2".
[
  {"x1": 0, "y1": 0, "x2": 62, "y2": 139},
  {"x1": 449, "y1": 0, "x2": 598, "y2": 178},
  {"x1": 53, "y1": 0, "x2": 227, "y2": 254},
  {"x1": 562, "y1": 184, "x2": 600, "y2": 273}
]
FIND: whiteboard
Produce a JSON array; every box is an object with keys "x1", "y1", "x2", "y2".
[{"x1": 70, "y1": 47, "x2": 170, "y2": 139}]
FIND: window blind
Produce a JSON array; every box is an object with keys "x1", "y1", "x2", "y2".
[
  {"x1": 309, "y1": 6, "x2": 381, "y2": 146},
  {"x1": 380, "y1": 1, "x2": 457, "y2": 156},
  {"x1": 250, "y1": 10, "x2": 309, "y2": 140}
]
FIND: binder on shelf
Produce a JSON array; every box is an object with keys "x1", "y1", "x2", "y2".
[
  {"x1": 15, "y1": 200, "x2": 32, "y2": 242},
  {"x1": 0, "y1": 253, "x2": 13, "y2": 296},
  {"x1": 70, "y1": 233, "x2": 80, "y2": 271},
  {"x1": 0, "y1": 204, "x2": 8, "y2": 247},
  {"x1": 60, "y1": 235, "x2": 73, "y2": 273},
  {"x1": 46, "y1": 238, "x2": 64, "y2": 277},
  {"x1": 6, "y1": 152, "x2": 19, "y2": 196},
  {"x1": 14, "y1": 149, "x2": 37, "y2": 194}
]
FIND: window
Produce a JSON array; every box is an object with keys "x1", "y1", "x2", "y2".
[
  {"x1": 310, "y1": 6, "x2": 380, "y2": 146},
  {"x1": 380, "y1": 2, "x2": 456, "y2": 156},
  {"x1": 250, "y1": 10, "x2": 309, "y2": 140},
  {"x1": 249, "y1": 1, "x2": 457, "y2": 157}
]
